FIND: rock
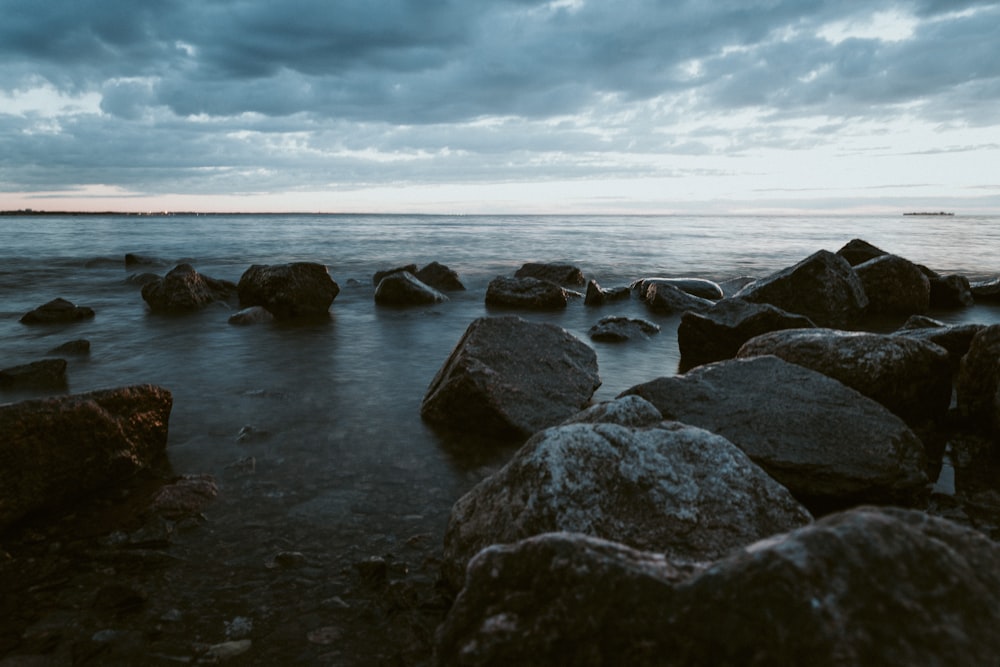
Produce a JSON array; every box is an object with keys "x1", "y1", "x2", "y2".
[
  {"x1": 970, "y1": 276, "x2": 1000, "y2": 302},
  {"x1": 227, "y1": 306, "x2": 274, "y2": 325},
  {"x1": 415, "y1": 261, "x2": 465, "y2": 291},
  {"x1": 148, "y1": 474, "x2": 218, "y2": 519},
  {"x1": 894, "y1": 317, "x2": 984, "y2": 372},
  {"x1": 421, "y1": 316, "x2": 600, "y2": 439},
  {"x1": 588, "y1": 316, "x2": 660, "y2": 342},
  {"x1": 484, "y1": 276, "x2": 569, "y2": 310},
  {"x1": 0, "y1": 359, "x2": 68, "y2": 390},
  {"x1": 237, "y1": 262, "x2": 340, "y2": 319},
  {"x1": 835, "y1": 238, "x2": 887, "y2": 266},
  {"x1": 125, "y1": 271, "x2": 162, "y2": 287},
  {"x1": 854, "y1": 254, "x2": 930, "y2": 316},
  {"x1": 441, "y1": 407, "x2": 812, "y2": 588},
  {"x1": 641, "y1": 282, "x2": 715, "y2": 315},
  {"x1": 124, "y1": 253, "x2": 164, "y2": 268},
  {"x1": 514, "y1": 262, "x2": 586, "y2": 286},
  {"x1": 561, "y1": 395, "x2": 665, "y2": 428},
  {"x1": 928, "y1": 273, "x2": 974, "y2": 308},
  {"x1": 0, "y1": 385, "x2": 172, "y2": 531},
  {"x1": 631, "y1": 277, "x2": 724, "y2": 301},
  {"x1": 436, "y1": 507, "x2": 1000, "y2": 667},
  {"x1": 47, "y1": 339, "x2": 90, "y2": 355},
  {"x1": 677, "y1": 298, "x2": 815, "y2": 371},
  {"x1": 736, "y1": 328, "x2": 952, "y2": 426},
  {"x1": 373, "y1": 264, "x2": 418, "y2": 286},
  {"x1": 955, "y1": 324, "x2": 1000, "y2": 433},
  {"x1": 140, "y1": 263, "x2": 237, "y2": 313},
  {"x1": 718, "y1": 275, "x2": 756, "y2": 297},
  {"x1": 374, "y1": 271, "x2": 448, "y2": 305},
  {"x1": 734, "y1": 250, "x2": 868, "y2": 328},
  {"x1": 19, "y1": 298, "x2": 95, "y2": 324},
  {"x1": 584, "y1": 279, "x2": 630, "y2": 306},
  {"x1": 620, "y1": 356, "x2": 928, "y2": 511}
]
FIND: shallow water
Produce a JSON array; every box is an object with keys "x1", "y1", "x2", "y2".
[{"x1": 2, "y1": 213, "x2": 1000, "y2": 663}]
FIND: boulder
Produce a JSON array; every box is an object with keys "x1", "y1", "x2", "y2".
[
  {"x1": 436, "y1": 507, "x2": 1000, "y2": 667},
  {"x1": 894, "y1": 317, "x2": 984, "y2": 372},
  {"x1": 237, "y1": 262, "x2": 340, "y2": 319},
  {"x1": 374, "y1": 271, "x2": 448, "y2": 305},
  {"x1": 484, "y1": 276, "x2": 569, "y2": 310},
  {"x1": 677, "y1": 298, "x2": 815, "y2": 371},
  {"x1": 620, "y1": 356, "x2": 928, "y2": 511},
  {"x1": 372, "y1": 264, "x2": 418, "y2": 287},
  {"x1": 588, "y1": 316, "x2": 660, "y2": 342},
  {"x1": 421, "y1": 316, "x2": 600, "y2": 439},
  {"x1": 927, "y1": 273, "x2": 974, "y2": 308},
  {"x1": 736, "y1": 329, "x2": 952, "y2": 426},
  {"x1": 19, "y1": 298, "x2": 95, "y2": 324},
  {"x1": 227, "y1": 306, "x2": 274, "y2": 325},
  {"x1": 514, "y1": 262, "x2": 586, "y2": 286},
  {"x1": 0, "y1": 385, "x2": 172, "y2": 530},
  {"x1": 835, "y1": 238, "x2": 887, "y2": 266},
  {"x1": 0, "y1": 359, "x2": 68, "y2": 390},
  {"x1": 47, "y1": 339, "x2": 90, "y2": 355},
  {"x1": 734, "y1": 250, "x2": 868, "y2": 328},
  {"x1": 854, "y1": 254, "x2": 930, "y2": 316},
  {"x1": 415, "y1": 261, "x2": 465, "y2": 291},
  {"x1": 642, "y1": 282, "x2": 715, "y2": 315},
  {"x1": 955, "y1": 324, "x2": 1000, "y2": 433},
  {"x1": 561, "y1": 394, "x2": 665, "y2": 428},
  {"x1": 140, "y1": 263, "x2": 237, "y2": 313},
  {"x1": 441, "y1": 399, "x2": 812, "y2": 588},
  {"x1": 584, "y1": 279, "x2": 630, "y2": 306},
  {"x1": 970, "y1": 276, "x2": 1000, "y2": 302},
  {"x1": 631, "y1": 277, "x2": 724, "y2": 301}
]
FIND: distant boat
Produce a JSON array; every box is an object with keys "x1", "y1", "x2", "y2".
[{"x1": 903, "y1": 211, "x2": 954, "y2": 216}]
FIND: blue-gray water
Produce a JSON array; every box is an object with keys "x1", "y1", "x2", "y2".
[{"x1": 2, "y1": 213, "x2": 1000, "y2": 661}]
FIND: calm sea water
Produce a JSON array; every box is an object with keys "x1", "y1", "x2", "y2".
[{"x1": 2, "y1": 213, "x2": 999, "y2": 659}]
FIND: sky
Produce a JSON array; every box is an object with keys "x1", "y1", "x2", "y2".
[{"x1": 0, "y1": 0, "x2": 998, "y2": 215}]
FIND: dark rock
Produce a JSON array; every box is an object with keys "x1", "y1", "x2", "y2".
[
  {"x1": 969, "y1": 276, "x2": 1000, "y2": 302},
  {"x1": 641, "y1": 282, "x2": 715, "y2": 315},
  {"x1": 677, "y1": 298, "x2": 815, "y2": 371},
  {"x1": 734, "y1": 250, "x2": 868, "y2": 328},
  {"x1": 484, "y1": 276, "x2": 569, "y2": 310},
  {"x1": 441, "y1": 398, "x2": 811, "y2": 588},
  {"x1": 227, "y1": 306, "x2": 274, "y2": 325},
  {"x1": 237, "y1": 262, "x2": 340, "y2": 319},
  {"x1": 0, "y1": 385, "x2": 172, "y2": 530},
  {"x1": 0, "y1": 359, "x2": 67, "y2": 390},
  {"x1": 20, "y1": 298, "x2": 95, "y2": 324},
  {"x1": 415, "y1": 262, "x2": 465, "y2": 291},
  {"x1": 124, "y1": 253, "x2": 163, "y2": 268},
  {"x1": 588, "y1": 316, "x2": 660, "y2": 342},
  {"x1": 148, "y1": 474, "x2": 218, "y2": 519},
  {"x1": 854, "y1": 254, "x2": 930, "y2": 316},
  {"x1": 125, "y1": 272, "x2": 161, "y2": 287},
  {"x1": 47, "y1": 339, "x2": 90, "y2": 355},
  {"x1": 584, "y1": 279, "x2": 630, "y2": 306},
  {"x1": 93, "y1": 584, "x2": 146, "y2": 615},
  {"x1": 955, "y1": 324, "x2": 1000, "y2": 433},
  {"x1": 421, "y1": 316, "x2": 600, "y2": 440},
  {"x1": 631, "y1": 277, "x2": 724, "y2": 301},
  {"x1": 620, "y1": 356, "x2": 928, "y2": 511},
  {"x1": 835, "y1": 238, "x2": 887, "y2": 266},
  {"x1": 718, "y1": 275, "x2": 756, "y2": 297},
  {"x1": 737, "y1": 328, "x2": 952, "y2": 426},
  {"x1": 374, "y1": 271, "x2": 448, "y2": 305},
  {"x1": 140, "y1": 263, "x2": 237, "y2": 313},
  {"x1": 514, "y1": 262, "x2": 586, "y2": 286},
  {"x1": 894, "y1": 317, "x2": 984, "y2": 372},
  {"x1": 928, "y1": 273, "x2": 974, "y2": 308},
  {"x1": 561, "y1": 395, "x2": 664, "y2": 428},
  {"x1": 373, "y1": 264, "x2": 418, "y2": 287}
]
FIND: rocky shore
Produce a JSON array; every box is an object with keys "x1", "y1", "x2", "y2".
[{"x1": 2, "y1": 240, "x2": 1000, "y2": 665}]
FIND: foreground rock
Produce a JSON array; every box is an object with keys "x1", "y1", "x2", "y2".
[
  {"x1": 141, "y1": 263, "x2": 237, "y2": 313},
  {"x1": 421, "y1": 316, "x2": 600, "y2": 439},
  {"x1": 854, "y1": 254, "x2": 930, "y2": 316},
  {"x1": 955, "y1": 324, "x2": 1000, "y2": 434},
  {"x1": 588, "y1": 316, "x2": 660, "y2": 342},
  {"x1": 237, "y1": 262, "x2": 340, "y2": 319},
  {"x1": 484, "y1": 276, "x2": 569, "y2": 310},
  {"x1": 0, "y1": 359, "x2": 68, "y2": 390},
  {"x1": 514, "y1": 262, "x2": 585, "y2": 286},
  {"x1": 435, "y1": 507, "x2": 1000, "y2": 667},
  {"x1": 677, "y1": 298, "x2": 815, "y2": 370},
  {"x1": 735, "y1": 250, "x2": 868, "y2": 328},
  {"x1": 441, "y1": 400, "x2": 812, "y2": 588},
  {"x1": 375, "y1": 271, "x2": 448, "y2": 305},
  {"x1": 621, "y1": 356, "x2": 928, "y2": 510},
  {"x1": 737, "y1": 329, "x2": 952, "y2": 425},
  {"x1": 20, "y1": 298, "x2": 95, "y2": 324},
  {"x1": 0, "y1": 385, "x2": 172, "y2": 531}
]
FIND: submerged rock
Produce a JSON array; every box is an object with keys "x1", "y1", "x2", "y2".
[
  {"x1": 485, "y1": 276, "x2": 569, "y2": 310},
  {"x1": 0, "y1": 358, "x2": 68, "y2": 390},
  {"x1": 227, "y1": 306, "x2": 274, "y2": 325},
  {"x1": 374, "y1": 271, "x2": 448, "y2": 305},
  {"x1": 237, "y1": 262, "x2": 340, "y2": 319},
  {"x1": 631, "y1": 277, "x2": 724, "y2": 301},
  {"x1": 141, "y1": 263, "x2": 237, "y2": 313},
  {"x1": 47, "y1": 339, "x2": 90, "y2": 355},
  {"x1": 20, "y1": 298, "x2": 95, "y2": 324}
]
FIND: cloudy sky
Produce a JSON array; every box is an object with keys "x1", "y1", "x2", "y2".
[{"x1": 1, "y1": 0, "x2": 998, "y2": 214}]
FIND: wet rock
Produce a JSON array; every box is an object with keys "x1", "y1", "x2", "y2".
[
  {"x1": 374, "y1": 271, "x2": 448, "y2": 305},
  {"x1": 588, "y1": 316, "x2": 660, "y2": 342},
  {"x1": 894, "y1": 317, "x2": 984, "y2": 372},
  {"x1": 141, "y1": 263, "x2": 237, "y2": 313},
  {"x1": 124, "y1": 271, "x2": 161, "y2": 287},
  {"x1": 969, "y1": 276, "x2": 1000, "y2": 302},
  {"x1": 835, "y1": 238, "x2": 887, "y2": 266},
  {"x1": 421, "y1": 316, "x2": 600, "y2": 440},
  {"x1": 854, "y1": 254, "x2": 930, "y2": 316},
  {"x1": 440, "y1": 402, "x2": 812, "y2": 588},
  {"x1": 0, "y1": 385, "x2": 172, "y2": 531},
  {"x1": 124, "y1": 253, "x2": 164, "y2": 268},
  {"x1": 718, "y1": 275, "x2": 756, "y2": 297},
  {"x1": 734, "y1": 250, "x2": 868, "y2": 328},
  {"x1": 373, "y1": 264, "x2": 418, "y2": 286},
  {"x1": 514, "y1": 262, "x2": 586, "y2": 286},
  {"x1": 484, "y1": 276, "x2": 569, "y2": 310},
  {"x1": 47, "y1": 339, "x2": 90, "y2": 355},
  {"x1": 620, "y1": 356, "x2": 928, "y2": 511},
  {"x1": 237, "y1": 262, "x2": 340, "y2": 319},
  {"x1": 584, "y1": 279, "x2": 630, "y2": 306},
  {"x1": 677, "y1": 298, "x2": 815, "y2": 371},
  {"x1": 737, "y1": 328, "x2": 952, "y2": 426},
  {"x1": 631, "y1": 277, "x2": 724, "y2": 301},
  {"x1": 955, "y1": 324, "x2": 1000, "y2": 433},
  {"x1": 561, "y1": 395, "x2": 665, "y2": 428},
  {"x1": 927, "y1": 272, "x2": 974, "y2": 308},
  {"x1": 0, "y1": 359, "x2": 68, "y2": 390},
  {"x1": 638, "y1": 282, "x2": 714, "y2": 315},
  {"x1": 19, "y1": 297, "x2": 95, "y2": 324},
  {"x1": 228, "y1": 305, "x2": 274, "y2": 325},
  {"x1": 148, "y1": 474, "x2": 218, "y2": 519},
  {"x1": 415, "y1": 261, "x2": 465, "y2": 291}
]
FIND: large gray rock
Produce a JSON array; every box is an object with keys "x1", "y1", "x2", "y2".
[
  {"x1": 620, "y1": 356, "x2": 928, "y2": 510},
  {"x1": 631, "y1": 277, "x2": 724, "y2": 301},
  {"x1": 514, "y1": 262, "x2": 586, "y2": 286},
  {"x1": 854, "y1": 254, "x2": 930, "y2": 316},
  {"x1": 737, "y1": 328, "x2": 952, "y2": 425},
  {"x1": 734, "y1": 250, "x2": 868, "y2": 328},
  {"x1": 677, "y1": 298, "x2": 815, "y2": 371},
  {"x1": 19, "y1": 298, "x2": 95, "y2": 324},
  {"x1": 441, "y1": 399, "x2": 812, "y2": 588},
  {"x1": 141, "y1": 263, "x2": 237, "y2": 313},
  {"x1": 485, "y1": 276, "x2": 569, "y2": 310},
  {"x1": 237, "y1": 262, "x2": 340, "y2": 319},
  {"x1": 0, "y1": 385, "x2": 172, "y2": 530},
  {"x1": 955, "y1": 324, "x2": 1000, "y2": 433},
  {"x1": 435, "y1": 507, "x2": 1000, "y2": 667},
  {"x1": 421, "y1": 316, "x2": 600, "y2": 439},
  {"x1": 374, "y1": 271, "x2": 448, "y2": 305}
]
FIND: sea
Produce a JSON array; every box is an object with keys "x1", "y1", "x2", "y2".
[{"x1": 2, "y1": 213, "x2": 999, "y2": 662}]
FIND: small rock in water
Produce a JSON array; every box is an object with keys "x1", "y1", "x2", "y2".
[
  {"x1": 48, "y1": 338, "x2": 90, "y2": 355},
  {"x1": 20, "y1": 297, "x2": 95, "y2": 324},
  {"x1": 224, "y1": 616, "x2": 254, "y2": 640}
]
